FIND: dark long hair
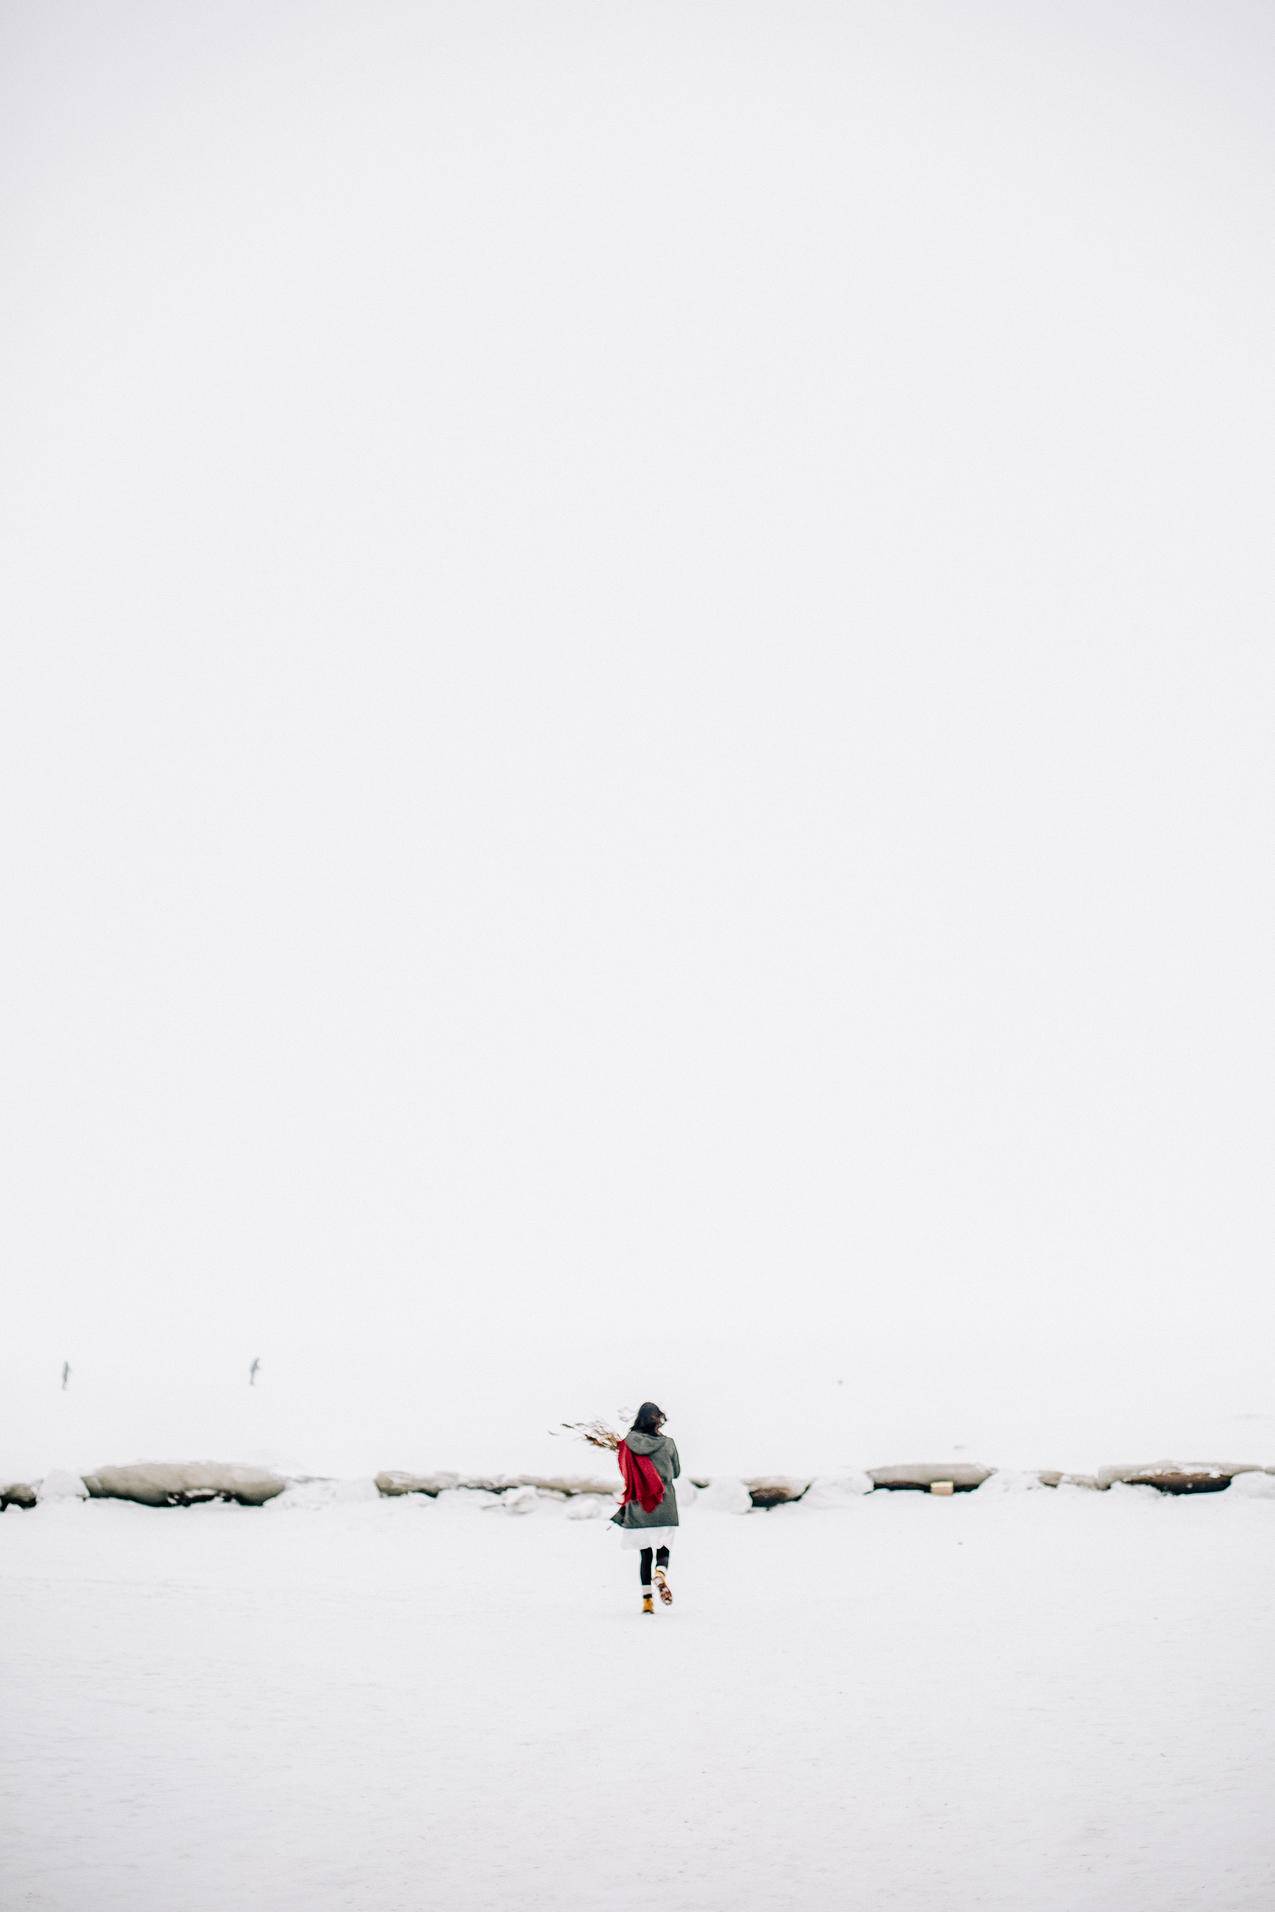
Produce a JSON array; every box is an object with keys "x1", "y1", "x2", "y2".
[{"x1": 632, "y1": 1401, "x2": 666, "y2": 1435}]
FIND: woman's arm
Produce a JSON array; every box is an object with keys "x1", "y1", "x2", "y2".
[{"x1": 670, "y1": 1441, "x2": 681, "y2": 1480}]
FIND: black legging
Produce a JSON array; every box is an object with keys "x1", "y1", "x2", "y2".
[{"x1": 639, "y1": 1546, "x2": 670, "y2": 1587}]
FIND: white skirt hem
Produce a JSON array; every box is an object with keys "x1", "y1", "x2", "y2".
[{"x1": 619, "y1": 1526, "x2": 678, "y2": 1551}]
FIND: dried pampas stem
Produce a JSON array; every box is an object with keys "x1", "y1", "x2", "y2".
[{"x1": 555, "y1": 1416, "x2": 626, "y2": 1452}]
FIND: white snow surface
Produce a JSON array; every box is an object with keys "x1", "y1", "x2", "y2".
[{"x1": 2, "y1": 1491, "x2": 1273, "y2": 1911}]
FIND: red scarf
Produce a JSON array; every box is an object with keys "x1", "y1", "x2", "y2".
[{"x1": 617, "y1": 1439, "x2": 665, "y2": 1515}]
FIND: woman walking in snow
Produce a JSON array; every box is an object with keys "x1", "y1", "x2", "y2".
[{"x1": 612, "y1": 1402, "x2": 680, "y2": 1615}]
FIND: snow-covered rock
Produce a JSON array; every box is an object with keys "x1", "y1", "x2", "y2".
[
  {"x1": 272, "y1": 1476, "x2": 382, "y2": 1509},
  {"x1": 514, "y1": 1476, "x2": 614, "y2": 1498},
  {"x1": 746, "y1": 1476, "x2": 810, "y2": 1508},
  {"x1": 975, "y1": 1469, "x2": 1049, "y2": 1494},
  {"x1": 378, "y1": 1471, "x2": 612, "y2": 1500},
  {"x1": 1094, "y1": 1459, "x2": 1259, "y2": 1494},
  {"x1": 82, "y1": 1462, "x2": 286, "y2": 1507},
  {"x1": 1225, "y1": 1469, "x2": 1275, "y2": 1499},
  {"x1": 803, "y1": 1472, "x2": 874, "y2": 1507},
  {"x1": 868, "y1": 1462, "x2": 991, "y2": 1491},
  {"x1": 1038, "y1": 1471, "x2": 1100, "y2": 1490},
  {"x1": 495, "y1": 1487, "x2": 539, "y2": 1515},
  {"x1": 375, "y1": 1470, "x2": 461, "y2": 1497},
  {"x1": 1, "y1": 1481, "x2": 37, "y2": 1511},
  {"x1": 38, "y1": 1470, "x2": 88, "y2": 1501},
  {"x1": 566, "y1": 1493, "x2": 612, "y2": 1520},
  {"x1": 697, "y1": 1476, "x2": 752, "y2": 1514}
]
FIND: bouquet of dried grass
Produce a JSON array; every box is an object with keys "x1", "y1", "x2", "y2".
[{"x1": 554, "y1": 1415, "x2": 628, "y2": 1453}]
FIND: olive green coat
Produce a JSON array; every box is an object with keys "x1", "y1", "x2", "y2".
[{"x1": 611, "y1": 1429, "x2": 681, "y2": 1532}]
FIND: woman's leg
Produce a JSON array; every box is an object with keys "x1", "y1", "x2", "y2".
[
  {"x1": 654, "y1": 1546, "x2": 673, "y2": 1605},
  {"x1": 639, "y1": 1547, "x2": 654, "y2": 1587}
]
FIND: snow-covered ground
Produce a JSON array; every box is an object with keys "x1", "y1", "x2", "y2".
[{"x1": 3, "y1": 1485, "x2": 1273, "y2": 1911}]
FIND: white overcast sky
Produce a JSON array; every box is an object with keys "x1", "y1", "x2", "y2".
[{"x1": 2, "y1": 1, "x2": 1273, "y2": 1473}]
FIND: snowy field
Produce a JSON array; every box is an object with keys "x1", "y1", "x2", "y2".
[{"x1": 3, "y1": 1486, "x2": 1273, "y2": 1912}]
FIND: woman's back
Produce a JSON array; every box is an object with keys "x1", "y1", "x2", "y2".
[{"x1": 623, "y1": 1428, "x2": 679, "y2": 1486}]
